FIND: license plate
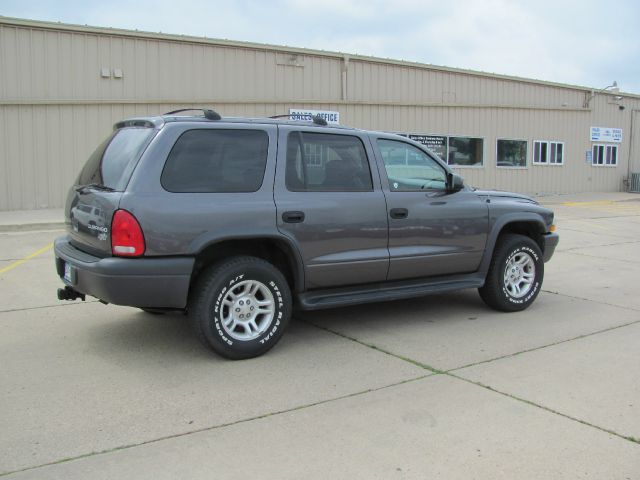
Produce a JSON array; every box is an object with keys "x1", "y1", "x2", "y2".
[{"x1": 63, "y1": 262, "x2": 73, "y2": 283}]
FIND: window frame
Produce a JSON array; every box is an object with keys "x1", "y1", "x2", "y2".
[
  {"x1": 496, "y1": 138, "x2": 528, "y2": 169},
  {"x1": 592, "y1": 143, "x2": 618, "y2": 167},
  {"x1": 446, "y1": 135, "x2": 485, "y2": 168},
  {"x1": 549, "y1": 141, "x2": 564, "y2": 166},
  {"x1": 533, "y1": 140, "x2": 564, "y2": 166}
]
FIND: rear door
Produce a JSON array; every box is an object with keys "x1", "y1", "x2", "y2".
[
  {"x1": 372, "y1": 136, "x2": 489, "y2": 280},
  {"x1": 66, "y1": 126, "x2": 157, "y2": 255},
  {"x1": 274, "y1": 127, "x2": 389, "y2": 289}
]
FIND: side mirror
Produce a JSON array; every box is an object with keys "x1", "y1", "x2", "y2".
[{"x1": 447, "y1": 173, "x2": 464, "y2": 192}]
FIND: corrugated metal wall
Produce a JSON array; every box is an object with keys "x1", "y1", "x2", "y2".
[{"x1": 1, "y1": 18, "x2": 639, "y2": 210}]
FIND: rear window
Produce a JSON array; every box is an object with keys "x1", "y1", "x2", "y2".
[
  {"x1": 78, "y1": 127, "x2": 156, "y2": 190},
  {"x1": 161, "y1": 129, "x2": 269, "y2": 193}
]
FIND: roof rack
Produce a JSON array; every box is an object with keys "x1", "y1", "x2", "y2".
[
  {"x1": 269, "y1": 114, "x2": 328, "y2": 126},
  {"x1": 164, "y1": 108, "x2": 221, "y2": 121}
]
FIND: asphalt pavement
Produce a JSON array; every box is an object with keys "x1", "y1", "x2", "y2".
[{"x1": 1, "y1": 194, "x2": 639, "y2": 479}]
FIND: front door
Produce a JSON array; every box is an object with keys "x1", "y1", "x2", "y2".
[
  {"x1": 274, "y1": 126, "x2": 389, "y2": 289},
  {"x1": 372, "y1": 136, "x2": 489, "y2": 281}
]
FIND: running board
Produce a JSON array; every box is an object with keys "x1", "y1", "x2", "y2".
[{"x1": 297, "y1": 274, "x2": 485, "y2": 311}]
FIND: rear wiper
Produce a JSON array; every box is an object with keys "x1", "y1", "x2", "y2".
[{"x1": 75, "y1": 183, "x2": 115, "y2": 194}]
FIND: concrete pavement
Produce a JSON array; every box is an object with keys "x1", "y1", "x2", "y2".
[{"x1": 0, "y1": 193, "x2": 639, "y2": 478}]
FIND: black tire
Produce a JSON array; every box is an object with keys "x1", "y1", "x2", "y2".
[
  {"x1": 479, "y1": 234, "x2": 544, "y2": 312},
  {"x1": 189, "y1": 256, "x2": 292, "y2": 360}
]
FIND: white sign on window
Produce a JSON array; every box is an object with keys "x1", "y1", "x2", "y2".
[
  {"x1": 590, "y1": 127, "x2": 622, "y2": 143},
  {"x1": 289, "y1": 109, "x2": 340, "y2": 125}
]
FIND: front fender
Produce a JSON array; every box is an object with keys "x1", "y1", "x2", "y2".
[{"x1": 478, "y1": 212, "x2": 548, "y2": 275}]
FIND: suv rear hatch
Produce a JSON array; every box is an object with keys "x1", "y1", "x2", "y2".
[{"x1": 66, "y1": 123, "x2": 157, "y2": 256}]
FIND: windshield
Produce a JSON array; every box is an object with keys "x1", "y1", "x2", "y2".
[{"x1": 77, "y1": 127, "x2": 156, "y2": 191}]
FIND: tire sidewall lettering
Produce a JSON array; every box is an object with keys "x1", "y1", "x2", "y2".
[
  {"x1": 211, "y1": 271, "x2": 285, "y2": 346},
  {"x1": 502, "y1": 245, "x2": 540, "y2": 304}
]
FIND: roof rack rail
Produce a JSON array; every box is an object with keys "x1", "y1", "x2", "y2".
[
  {"x1": 269, "y1": 114, "x2": 328, "y2": 126},
  {"x1": 164, "y1": 108, "x2": 221, "y2": 121}
]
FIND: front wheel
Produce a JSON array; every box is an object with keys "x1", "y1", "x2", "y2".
[
  {"x1": 479, "y1": 234, "x2": 544, "y2": 312},
  {"x1": 189, "y1": 256, "x2": 292, "y2": 360}
]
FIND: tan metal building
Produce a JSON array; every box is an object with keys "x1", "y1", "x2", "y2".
[{"x1": 1, "y1": 16, "x2": 639, "y2": 211}]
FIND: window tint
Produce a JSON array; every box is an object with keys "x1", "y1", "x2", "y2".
[
  {"x1": 497, "y1": 139, "x2": 527, "y2": 167},
  {"x1": 448, "y1": 137, "x2": 483, "y2": 166},
  {"x1": 285, "y1": 132, "x2": 372, "y2": 192},
  {"x1": 377, "y1": 139, "x2": 447, "y2": 191},
  {"x1": 534, "y1": 140, "x2": 564, "y2": 165},
  {"x1": 161, "y1": 129, "x2": 269, "y2": 193},
  {"x1": 592, "y1": 144, "x2": 618, "y2": 166},
  {"x1": 78, "y1": 127, "x2": 156, "y2": 190},
  {"x1": 533, "y1": 141, "x2": 547, "y2": 164}
]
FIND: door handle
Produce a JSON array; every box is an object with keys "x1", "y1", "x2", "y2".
[
  {"x1": 282, "y1": 211, "x2": 305, "y2": 223},
  {"x1": 389, "y1": 208, "x2": 409, "y2": 219}
]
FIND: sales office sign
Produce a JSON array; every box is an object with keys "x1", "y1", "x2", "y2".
[
  {"x1": 289, "y1": 109, "x2": 340, "y2": 125},
  {"x1": 590, "y1": 126, "x2": 622, "y2": 143}
]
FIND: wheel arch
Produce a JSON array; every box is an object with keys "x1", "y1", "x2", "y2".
[
  {"x1": 479, "y1": 214, "x2": 547, "y2": 275},
  {"x1": 188, "y1": 235, "x2": 304, "y2": 296}
]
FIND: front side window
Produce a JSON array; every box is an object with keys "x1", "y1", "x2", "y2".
[
  {"x1": 285, "y1": 132, "x2": 373, "y2": 192},
  {"x1": 448, "y1": 136, "x2": 484, "y2": 166},
  {"x1": 161, "y1": 129, "x2": 269, "y2": 193},
  {"x1": 377, "y1": 139, "x2": 447, "y2": 191},
  {"x1": 497, "y1": 139, "x2": 527, "y2": 168}
]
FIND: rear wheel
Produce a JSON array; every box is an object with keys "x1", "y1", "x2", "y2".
[
  {"x1": 189, "y1": 256, "x2": 292, "y2": 359},
  {"x1": 479, "y1": 234, "x2": 543, "y2": 312}
]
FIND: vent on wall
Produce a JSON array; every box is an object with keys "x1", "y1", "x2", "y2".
[{"x1": 100, "y1": 67, "x2": 124, "y2": 79}]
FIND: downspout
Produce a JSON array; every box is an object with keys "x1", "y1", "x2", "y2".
[
  {"x1": 341, "y1": 55, "x2": 350, "y2": 101},
  {"x1": 627, "y1": 109, "x2": 640, "y2": 187}
]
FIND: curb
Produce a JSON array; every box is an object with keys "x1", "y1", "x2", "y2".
[{"x1": 0, "y1": 222, "x2": 65, "y2": 233}]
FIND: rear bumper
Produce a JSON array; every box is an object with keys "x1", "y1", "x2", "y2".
[
  {"x1": 542, "y1": 232, "x2": 559, "y2": 263},
  {"x1": 54, "y1": 236, "x2": 194, "y2": 308}
]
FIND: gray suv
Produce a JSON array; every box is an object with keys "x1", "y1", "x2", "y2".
[{"x1": 55, "y1": 109, "x2": 559, "y2": 359}]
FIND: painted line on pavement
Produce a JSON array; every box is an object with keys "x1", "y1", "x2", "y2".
[{"x1": 0, "y1": 243, "x2": 53, "y2": 275}]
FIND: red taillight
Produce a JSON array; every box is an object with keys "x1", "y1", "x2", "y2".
[{"x1": 111, "y1": 209, "x2": 145, "y2": 257}]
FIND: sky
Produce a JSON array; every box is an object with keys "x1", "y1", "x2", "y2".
[{"x1": 2, "y1": 0, "x2": 639, "y2": 93}]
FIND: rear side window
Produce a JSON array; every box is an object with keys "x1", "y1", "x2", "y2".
[
  {"x1": 161, "y1": 129, "x2": 269, "y2": 193},
  {"x1": 78, "y1": 127, "x2": 156, "y2": 191},
  {"x1": 285, "y1": 132, "x2": 373, "y2": 192}
]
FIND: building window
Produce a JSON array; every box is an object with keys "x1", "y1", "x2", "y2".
[
  {"x1": 407, "y1": 134, "x2": 447, "y2": 161},
  {"x1": 533, "y1": 140, "x2": 564, "y2": 165},
  {"x1": 592, "y1": 144, "x2": 618, "y2": 166},
  {"x1": 497, "y1": 139, "x2": 527, "y2": 168},
  {"x1": 448, "y1": 136, "x2": 484, "y2": 167},
  {"x1": 303, "y1": 143, "x2": 323, "y2": 166}
]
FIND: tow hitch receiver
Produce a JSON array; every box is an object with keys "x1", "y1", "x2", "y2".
[{"x1": 57, "y1": 286, "x2": 85, "y2": 302}]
